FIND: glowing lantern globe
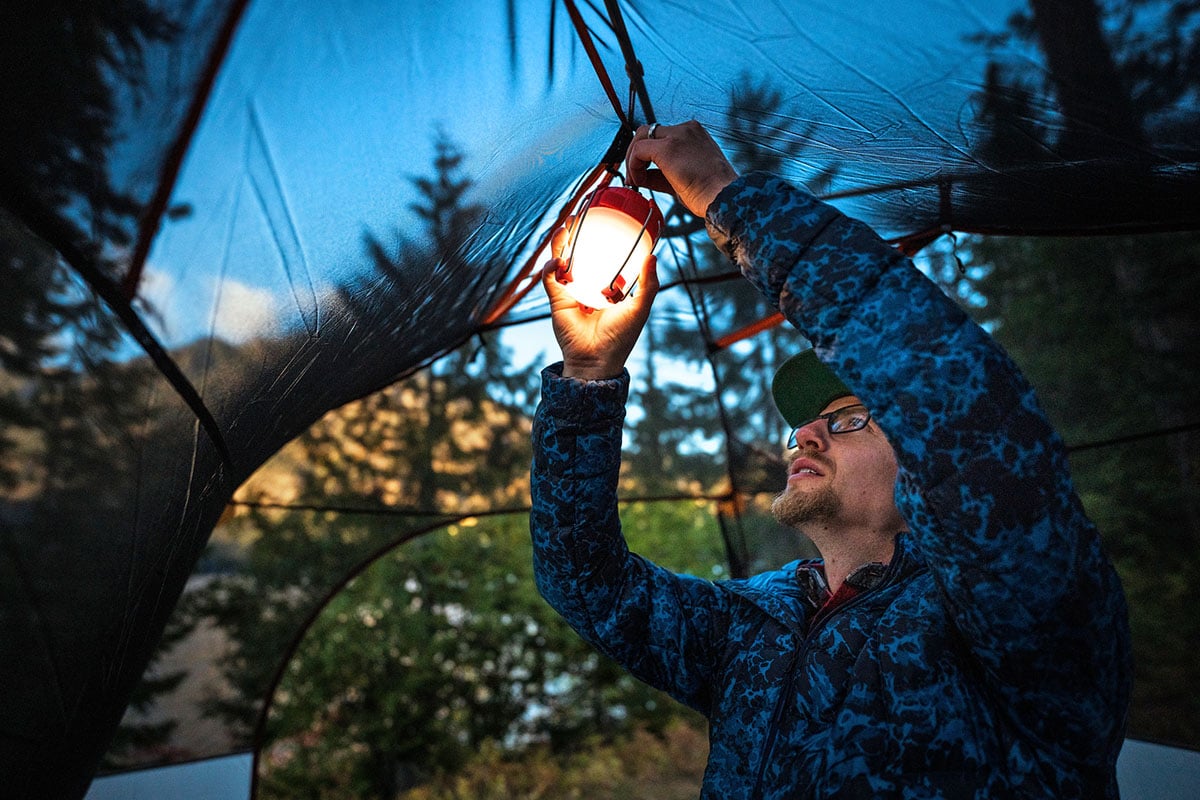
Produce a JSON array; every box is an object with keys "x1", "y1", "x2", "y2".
[{"x1": 557, "y1": 186, "x2": 664, "y2": 308}]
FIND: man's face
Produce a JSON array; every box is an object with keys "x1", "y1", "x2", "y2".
[{"x1": 772, "y1": 396, "x2": 901, "y2": 531}]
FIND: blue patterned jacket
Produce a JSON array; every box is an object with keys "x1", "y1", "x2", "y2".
[{"x1": 530, "y1": 172, "x2": 1132, "y2": 799}]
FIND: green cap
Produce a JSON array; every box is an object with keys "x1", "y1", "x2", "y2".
[{"x1": 771, "y1": 350, "x2": 852, "y2": 427}]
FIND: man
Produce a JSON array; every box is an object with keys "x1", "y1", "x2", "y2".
[{"x1": 530, "y1": 120, "x2": 1131, "y2": 798}]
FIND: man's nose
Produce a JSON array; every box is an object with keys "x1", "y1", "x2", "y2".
[{"x1": 791, "y1": 419, "x2": 829, "y2": 452}]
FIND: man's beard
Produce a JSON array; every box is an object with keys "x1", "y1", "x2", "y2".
[{"x1": 772, "y1": 482, "x2": 842, "y2": 529}]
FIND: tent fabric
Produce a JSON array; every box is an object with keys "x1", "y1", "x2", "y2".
[{"x1": 2, "y1": 0, "x2": 1198, "y2": 796}]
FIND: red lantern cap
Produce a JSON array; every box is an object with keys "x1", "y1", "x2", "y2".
[{"x1": 587, "y1": 186, "x2": 664, "y2": 243}]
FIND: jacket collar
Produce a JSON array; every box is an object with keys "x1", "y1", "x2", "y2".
[{"x1": 793, "y1": 531, "x2": 922, "y2": 612}]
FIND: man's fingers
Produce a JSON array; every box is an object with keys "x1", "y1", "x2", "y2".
[
  {"x1": 629, "y1": 165, "x2": 675, "y2": 197},
  {"x1": 541, "y1": 258, "x2": 568, "y2": 300},
  {"x1": 633, "y1": 121, "x2": 678, "y2": 142},
  {"x1": 625, "y1": 120, "x2": 739, "y2": 216},
  {"x1": 626, "y1": 138, "x2": 671, "y2": 193},
  {"x1": 542, "y1": 257, "x2": 597, "y2": 313},
  {"x1": 550, "y1": 220, "x2": 572, "y2": 259},
  {"x1": 627, "y1": 254, "x2": 659, "y2": 316},
  {"x1": 640, "y1": 253, "x2": 659, "y2": 294},
  {"x1": 627, "y1": 122, "x2": 680, "y2": 186}
]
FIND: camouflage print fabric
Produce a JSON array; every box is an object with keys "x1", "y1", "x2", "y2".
[{"x1": 529, "y1": 172, "x2": 1132, "y2": 799}]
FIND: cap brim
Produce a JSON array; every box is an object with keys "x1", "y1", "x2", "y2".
[{"x1": 771, "y1": 350, "x2": 852, "y2": 427}]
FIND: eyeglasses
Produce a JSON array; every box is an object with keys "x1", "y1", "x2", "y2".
[{"x1": 786, "y1": 404, "x2": 871, "y2": 449}]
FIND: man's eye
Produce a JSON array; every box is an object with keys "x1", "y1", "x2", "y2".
[{"x1": 831, "y1": 409, "x2": 868, "y2": 431}]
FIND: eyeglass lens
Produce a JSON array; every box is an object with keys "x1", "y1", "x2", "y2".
[{"x1": 787, "y1": 405, "x2": 870, "y2": 448}]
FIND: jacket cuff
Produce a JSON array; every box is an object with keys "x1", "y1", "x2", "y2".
[
  {"x1": 704, "y1": 171, "x2": 838, "y2": 301},
  {"x1": 704, "y1": 172, "x2": 805, "y2": 259},
  {"x1": 539, "y1": 362, "x2": 630, "y2": 424}
]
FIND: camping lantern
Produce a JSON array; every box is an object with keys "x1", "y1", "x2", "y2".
[{"x1": 556, "y1": 185, "x2": 664, "y2": 307}]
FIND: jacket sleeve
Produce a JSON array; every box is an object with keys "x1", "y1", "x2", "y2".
[
  {"x1": 707, "y1": 172, "x2": 1132, "y2": 765},
  {"x1": 529, "y1": 363, "x2": 729, "y2": 715}
]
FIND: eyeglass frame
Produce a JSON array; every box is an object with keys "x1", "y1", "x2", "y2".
[{"x1": 786, "y1": 404, "x2": 872, "y2": 449}]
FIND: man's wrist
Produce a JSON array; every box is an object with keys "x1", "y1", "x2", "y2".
[{"x1": 561, "y1": 360, "x2": 624, "y2": 381}]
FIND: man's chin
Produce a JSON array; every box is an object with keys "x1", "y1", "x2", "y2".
[{"x1": 771, "y1": 486, "x2": 841, "y2": 528}]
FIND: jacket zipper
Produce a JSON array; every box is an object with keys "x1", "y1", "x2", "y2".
[
  {"x1": 747, "y1": 552, "x2": 909, "y2": 799},
  {"x1": 749, "y1": 643, "x2": 802, "y2": 798}
]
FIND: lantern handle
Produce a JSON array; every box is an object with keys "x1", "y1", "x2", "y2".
[{"x1": 604, "y1": 202, "x2": 655, "y2": 302}]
